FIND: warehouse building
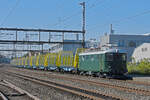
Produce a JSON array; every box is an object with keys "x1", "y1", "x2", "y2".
[
  {"x1": 49, "y1": 39, "x2": 100, "y2": 54},
  {"x1": 100, "y1": 33, "x2": 150, "y2": 61},
  {"x1": 49, "y1": 40, "x2": 82, "y2": 54},
  {"x1": 132, "y1": 43, "x2": 150, "y2": 63}
]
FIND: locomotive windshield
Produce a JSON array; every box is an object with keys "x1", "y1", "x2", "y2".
[{"x1": 106, "y1": 53, "x2": 126, "y2": 61}]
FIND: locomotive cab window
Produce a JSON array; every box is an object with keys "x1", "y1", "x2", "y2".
[
  {"x1": 122, "y1": 54, "x2": 126, "y2": 61},
  {"x1": 97, "y1": 55, "x2": 99, "y2": 59},
  {"x1": 85, "y1": 55, "x2": 88, "y2": 59},
  {"x1": 113, "y1": 53, "x2": 126, "y2": 61},
  {"x1": 106, "y1": 53, "x2": 113, "y2": 61}
]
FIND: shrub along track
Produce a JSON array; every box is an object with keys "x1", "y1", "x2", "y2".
[
  {"x1": 3, "y1": 71, "x2": 124, "y2": 100},
  {"x1": 6, "y1": 68, "x2": 150, "y2": 97}
]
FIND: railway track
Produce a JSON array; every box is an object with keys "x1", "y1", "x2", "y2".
[
  {"x1": 0, "y1": 80, "x2": 40, "y2": 100},
  {"x1": 3, "y1": 71, "x2": 125, "y2": 100},
  {"x1": 37, "y1": 73, "x2": 150, "y2": 96},
  {"x1": 20, "y1": 68, "x2": 150, "y2": 86},
  {"x1": 126, "y1": 80, "x2": 150, "y2": 86},
  {"x1": 0, "y1": 90, "x2": 9, "y2": 100},
  {"x1": 8, "y1": 69, "x2": 150, "y2": 96},
  {"x1": 7, "y1": 68, "x2": 150, "y2": 96},
  {"x1": 92, "y1": 76, "x2": 150, "y2": 86}
]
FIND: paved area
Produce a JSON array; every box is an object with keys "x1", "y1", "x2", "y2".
[{"x1": 130, "y1": 75, "x2": 150, "y2": 82}]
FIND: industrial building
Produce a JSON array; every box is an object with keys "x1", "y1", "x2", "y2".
[
  {"x1": 49, "y1": 39, "x2": 100, "y2": 54},
  {"x1": 49, "y1": 40, "x2": 82, "y2": 54},
  {"x1": 100, "y1": 33, "x2": 150, "y2": 61},
  {"x1": 132, "y1": 43, "x2": 150, "y2": 63},
  {"x1": 85, "y1": 39, "x2": 100, "y2": 48}
]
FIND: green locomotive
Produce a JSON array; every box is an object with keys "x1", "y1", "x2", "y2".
[{"x1": 79, "y1": 49, "x2": 130, "y2": 79}]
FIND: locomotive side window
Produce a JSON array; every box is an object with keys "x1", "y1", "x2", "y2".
[
  {"x1": 82, "y1": 56, "x2": 84, "y2": 61},
  {"x1": 90, "y1": 55, "x2": 94, "y2": 58},
  {"x1": 91, "y1": 55, "x2": 94, "y2": 61},
  {"x1": 85, "y1": 55, "x2": 88, "y2": 59},
  {"x1": 113, "y1": 53, "x2": 126, "y2": 61},
  {"x1": 106, "y1": 53, "x2": 113, "y2": 61},
  {"x1": 97, "y1": 55, "x2": 99, "y2": 59}
]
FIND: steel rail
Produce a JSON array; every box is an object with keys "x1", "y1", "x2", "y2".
[
  {"x1": 126, "y1": 80, "x2": 150, "y2": 86},
  {"x1": 92, "y1": 77, "x2": 150, "y2": 86},
  {"x1": 38, "y1": 73, "x2": 150, "y2": 96},
  {"x1": 10, "y1": 69, "x2": 150, "y2": 96},
  {"x1": 1, "y1": 80, "x2": 41, "y2": 100},
  {"x1": 4, "y1": 71, "x2": 123, "y2": 100},
  {"x1": 0, "y1": 91, "x2": 9, "y2": 100}
]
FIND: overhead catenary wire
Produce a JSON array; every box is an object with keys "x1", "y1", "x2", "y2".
[
  {"x1": 0, "y1": 0, "x2": 20, "y2": 26},
  {"x1": 88, "y1": 8, "x2": 150, "y2": 32},
  {"x1": 45, "y1": 0, "x2": 106, "y2": 28},
  {"x1": 114, "y1": 9, "x2": 150, "y2": 24},
  {"x1": 73, "y1": 0, "x2": 109, "y2": 30}
]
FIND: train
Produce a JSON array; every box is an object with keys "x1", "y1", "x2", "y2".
[{"x1": 11, "y1": 48, "x2": 132, "y2": 80}]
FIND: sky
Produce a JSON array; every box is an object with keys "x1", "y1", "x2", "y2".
[{"x1": 0, "y1": 0, "x2": 150, "y2": 41}]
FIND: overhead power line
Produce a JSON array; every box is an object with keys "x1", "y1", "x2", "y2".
[
  {"x1": 115, "y1": 9, "x2": 150, "y2": 24},
  {"x1": 0, "y1": 0, "x2": 20, "y2": 26},
  {"x1": 45, "y1": 0, "x2": 107, "y2": 28},
  {"x1": 88, "y1": 8, "x2": 150, "y2": 32}
]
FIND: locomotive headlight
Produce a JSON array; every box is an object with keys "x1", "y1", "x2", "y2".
[
  {"x1": 108, "y1": 66, "x2": 111, "y2": 69},
  {"x1": 108, "y1": 66, "x2": 112, "y2": 71}
]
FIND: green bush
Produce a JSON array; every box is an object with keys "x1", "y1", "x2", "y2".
[{"x1": 127, "y1": 59, "x2": 150, "y2": 75}]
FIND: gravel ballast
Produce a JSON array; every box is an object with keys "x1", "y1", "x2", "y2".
[
  {"x1": 0, "y1": 71, "x2": 89, "y2": 100},
  {"x1": 1, "y1": 65, "x2": 150, "y2": 100}
]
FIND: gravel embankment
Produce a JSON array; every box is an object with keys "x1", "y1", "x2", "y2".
[
  {"x1": 129, "y1": 74, "x2": 150, "y2": 83},
  {"x1": 0, "y1": 71, "x2": 89, "y2": 100},
  {"x1": 2, "y1": 66, "x2": 150, "y2": 100},
  {"x1": 1, "y1": 65, "x2": 150, "y2": 100},
  {"x1": 7, "y1": 66, "x2": 150, "y2": 91},
  {"x1": 0, "y1": 82, "x2": 32, "y2": 100}
]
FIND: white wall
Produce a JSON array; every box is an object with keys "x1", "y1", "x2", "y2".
[{"x1": 132, "y1": 43, "x2": 150, "y2": 62}]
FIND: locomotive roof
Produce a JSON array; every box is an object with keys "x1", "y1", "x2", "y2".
[{"x1": 79, "y1": 49, "x2": 126, "y2": 56}]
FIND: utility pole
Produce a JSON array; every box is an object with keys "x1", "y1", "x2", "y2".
[
  {"x1": 16, "y1": 31, "x2": 18, "y2": 41},
  {"x1": 62, "y1": 32, "x2": 64, "y2": 42},
  {"x1": 80, "y1": 2, "x2": 86, "y2": 48},
  {"x1": 49, "y1": 32, "x2": 51, "y2": 42},
  {"x1": 26, "y1": 32, "x2": 29, "y2": 51},
  {"x1": 15, "y1": 31, "x2": 17, "y2": 58},
  {"x1": 39, "y1": 31, "x2": 41, "y2": 53}
]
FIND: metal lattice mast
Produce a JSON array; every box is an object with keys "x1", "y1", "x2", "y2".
[{"x1": 80, "y1": 2, "x2": 86, "y2": 48}]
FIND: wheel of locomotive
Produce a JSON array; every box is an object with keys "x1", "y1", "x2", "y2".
[
  {"x1": 93, "y1": 72, "x2": 100, "y2": 77},
  {"x1": 99, "y1": 73, "x2": 106, "y2": 78},
  {"x1": 79, "y1": 71, "x2": 84, "y2": 75}
]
